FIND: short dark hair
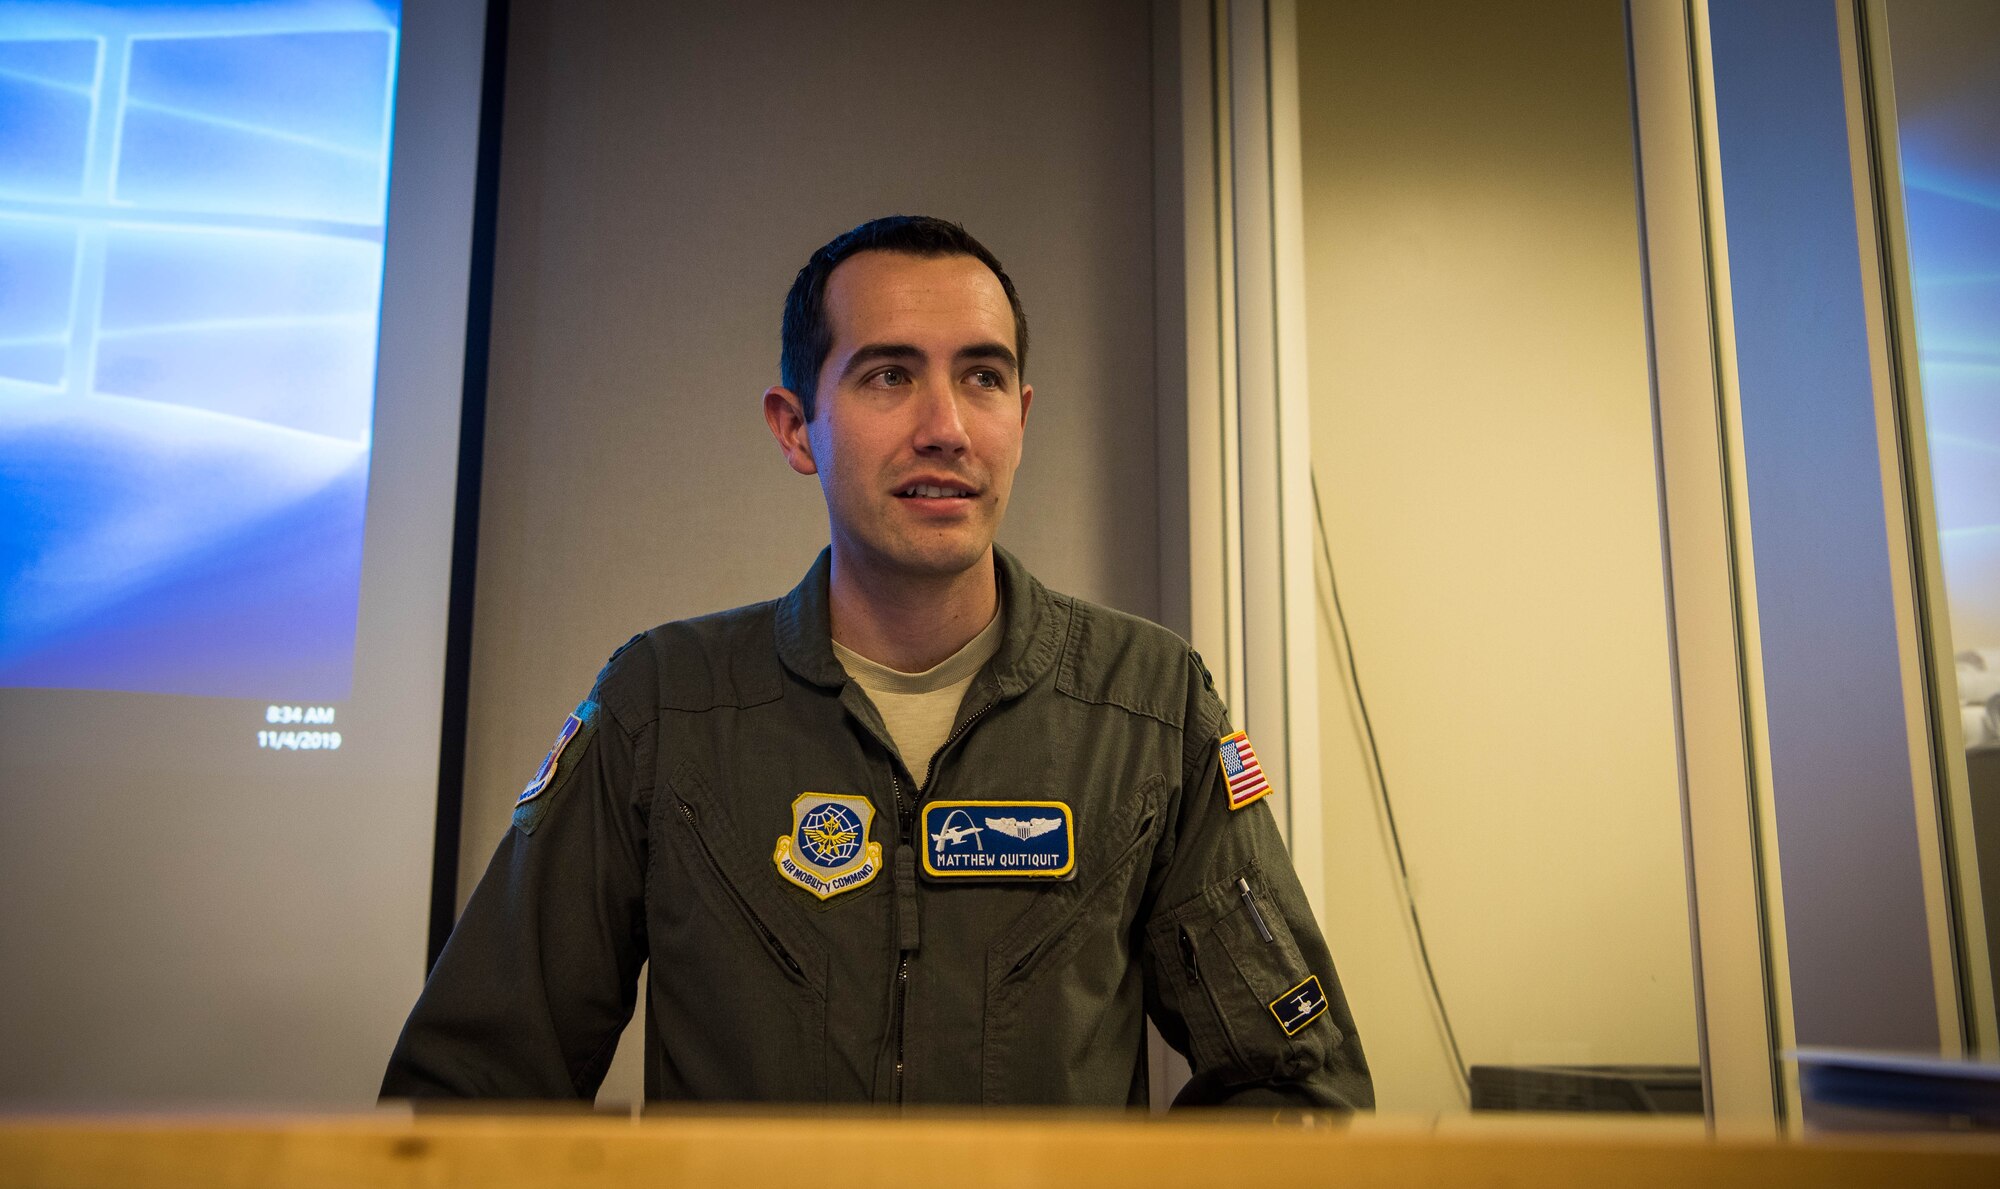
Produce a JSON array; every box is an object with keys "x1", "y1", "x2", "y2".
[{"x1": 781, "y1": 215, "x2": 1028, "y2": 420}]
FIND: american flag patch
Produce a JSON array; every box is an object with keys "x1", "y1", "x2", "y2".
[{"x1": 1218, "y1": 730, "x2": 1272, "y2": 810}]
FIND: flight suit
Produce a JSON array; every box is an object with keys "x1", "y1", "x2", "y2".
[{"x1": 382, "y1": 547, "x2": 1372, "y2": 1108}]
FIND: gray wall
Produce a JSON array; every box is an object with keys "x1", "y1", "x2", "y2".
[{"x1": 457, "y1": 0, "x2": 1162, "y2": 955}]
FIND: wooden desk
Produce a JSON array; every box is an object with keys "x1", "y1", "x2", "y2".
[{"x1": 3, "y1": 1110, "x2": 1997, "y2": 1188}]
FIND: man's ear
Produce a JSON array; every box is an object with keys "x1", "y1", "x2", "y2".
[
  {"x1": 1017, "y1": 383, "x2": 1033, "y2": 461},
  {"x1": 763, "y1": 386, "x2": 818, "y2": 475}
]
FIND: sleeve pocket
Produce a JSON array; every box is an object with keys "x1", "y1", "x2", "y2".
[{"x1": 1153, "y1": 860, "x2": 1342, "y2": 1085}]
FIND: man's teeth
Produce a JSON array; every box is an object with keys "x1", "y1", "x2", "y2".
[{"x1": 902, "y1": 485, "x2": 970, "y2": 498}]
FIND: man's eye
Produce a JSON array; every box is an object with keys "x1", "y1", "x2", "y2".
[
  {"x1": 872, "y1": 368, "x2": 908, "y2": 387},
  {"x1": 969, "y1": 369, "x2": 1001, "y2": 388}
]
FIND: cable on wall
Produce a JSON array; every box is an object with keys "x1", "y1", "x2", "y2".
[{"x1": 1309, "y1": 467, "x2": 1472, "y2": 1101}]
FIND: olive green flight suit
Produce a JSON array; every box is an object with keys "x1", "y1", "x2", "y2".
[{"x1": 382, "y1": 548, "x2": 1372, "y2": 1108}]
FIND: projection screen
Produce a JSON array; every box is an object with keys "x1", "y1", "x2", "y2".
[{"x1": 0, "y1": 0, "x2": 492, "y2": 1106}]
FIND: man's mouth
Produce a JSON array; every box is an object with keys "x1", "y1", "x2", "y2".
[{"x1": 894, "y1": 483, "x2": 976, "y2": 500}]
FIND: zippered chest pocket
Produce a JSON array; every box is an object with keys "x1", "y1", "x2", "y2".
[
  {"x1": 658, "y1": 763, "x2": 828, "y2": 986},
  {"x1": 649, "y1": 763, "x2": 834, "y2": 1100},
  {"x1": 671, "y1": 794, "x2": 812, "y2": 982}
]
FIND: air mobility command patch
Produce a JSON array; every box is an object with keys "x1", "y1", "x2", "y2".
[
  {"x1": 1219, "y1": 730, "x2": 1272, "y2": 810},
  {"x1": 513, "y1": 700, "x2": 597, "y2": 834},
  {"x1": 922, "y1": 800, "x2": 1075, "y2": 879},
  {"x1": 773, "y1": 793, "x2": 883, "y2": 900},
  {"x1": 1269, "y1": 974, "x2": 1330, "y2": 1036}
]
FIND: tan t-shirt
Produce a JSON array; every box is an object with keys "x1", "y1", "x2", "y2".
[{"x1": 832, "y1": 606, "x2": 1004, "y2": 778}]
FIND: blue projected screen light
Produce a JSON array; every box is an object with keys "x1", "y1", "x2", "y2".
[
  {"x1": 0, "y1": 1, "x2": 401, "y2": 700},
  {"x1": 1895, "y1": 14, "x2": 2000, "y2": 669}
]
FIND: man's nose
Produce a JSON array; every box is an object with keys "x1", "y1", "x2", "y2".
[{"x1": 912, "y1": 383, "x2": 971, "y2": 454}]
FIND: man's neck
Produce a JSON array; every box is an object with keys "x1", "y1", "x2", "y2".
[{"x1": 827, "y1": 548, "x2": 999, "y2": 673}]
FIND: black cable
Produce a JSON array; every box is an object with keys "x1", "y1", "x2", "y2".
[{"x1": 1309, "y1": 468, "x2": 1472, "y2": 1099}]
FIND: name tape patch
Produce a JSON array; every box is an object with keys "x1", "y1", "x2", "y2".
[
  {"x1": 922, "y1": 800, "x2": 1075, "y2": 879},
  {"x1": 773, "y1": 793, "x2": 883, "y2": 900},
  {"x1": 1269, "y1": 974, "x2": 1330, "y2": 1036}
]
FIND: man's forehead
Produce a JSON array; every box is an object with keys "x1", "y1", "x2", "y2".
[{"x1": 823, "y1": 250, "x2": 1016, "y2": 353}]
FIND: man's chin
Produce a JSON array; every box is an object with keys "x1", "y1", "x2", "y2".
[
  {"x1": 850, "y1": 534, "x2": 994, "y2": 584},
  {"x1": 895, "y1": 543, "x2": 993, "y2": 580}
]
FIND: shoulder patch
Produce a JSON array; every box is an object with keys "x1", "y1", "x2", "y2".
[
  {"x1": 512, "y1": 700, "x2": 599, "y2": 834},
  {"x1": 1269, "y1": 974, "x2": 1330, "y2": 1035},
  {"x1": 1218, "y1": 730, "x2": 1273, "y2": 810}
]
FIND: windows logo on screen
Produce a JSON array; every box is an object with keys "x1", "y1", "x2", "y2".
[{"x1": 0, "y1": 1, "x2": 402, "y2": 699}]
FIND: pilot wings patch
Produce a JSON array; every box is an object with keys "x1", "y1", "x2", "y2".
[{"x1": 984, "y1": 815, "x2": 1062, "y2": 841}]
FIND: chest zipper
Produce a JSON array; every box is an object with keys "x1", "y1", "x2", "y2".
[
  {"x1": 889, "y1": 700, "x2": 995, "y2": 1104},
  {"x1": 890, "y1": 769, "x2": 911, "y2": 1102},
  {"x1": 674, "y1": 799, "x2": 805, "y2": 981},
  {"x1": 1000, "y1": 812, "x2": 1157, "y2": 983}
]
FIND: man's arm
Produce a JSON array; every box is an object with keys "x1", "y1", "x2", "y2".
[
  {"x1": 1141, "y1": 652, "x2": 1374, "y2": 1110},
  {"x1": 381, "y1": 657, "x2": 654, "y2": 1100}
]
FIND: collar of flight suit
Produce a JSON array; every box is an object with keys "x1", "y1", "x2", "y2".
[{"x1": 773, "y1": 544, "x2": 1067, "y2": 704}]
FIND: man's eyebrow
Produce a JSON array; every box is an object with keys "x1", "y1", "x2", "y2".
[
  {"x1": 955, "y1": 342, "x2": 1019, "y2": 373},
  {"x1": 837, "y1": 343, "x2": 923, "y2": 381},
  {"x1": 838, "y1": 342, "x2": 1020, "y2": 379}
]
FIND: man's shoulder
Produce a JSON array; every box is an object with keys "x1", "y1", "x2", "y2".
[
  {"x1": 596, "y1": 597, "x2": 788, "y2": 716},
  {"x1": 1045, "y1": 587, "x2": 1205, "y2": 730}
]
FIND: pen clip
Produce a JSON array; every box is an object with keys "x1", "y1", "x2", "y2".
[{"x1": 1237, "y1": 876, "x2": 1274, "y2": 943}]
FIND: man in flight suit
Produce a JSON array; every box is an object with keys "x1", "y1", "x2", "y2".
[{"x1": 382, "y1": 216, "x2": 1372, "y2": 1108}]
